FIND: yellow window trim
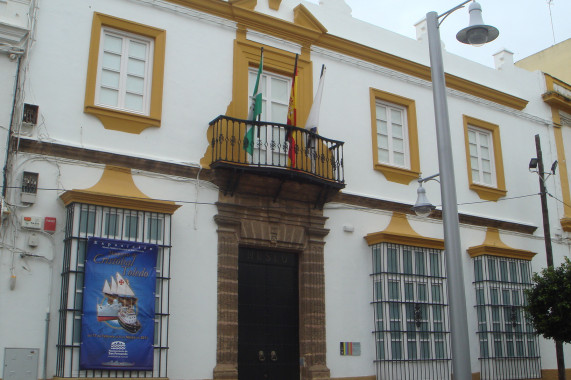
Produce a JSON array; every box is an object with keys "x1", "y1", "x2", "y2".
[
  {"x1": 463, "y1": 115, "x2": 507, "y2": 201},
  {"x1": 370, "y1": 88, "x2": 420, "y2": 185},
  {"x1": 269, "y1": 0, "x2": 282, "y2": 11},
  {"x1": 59, "y1": 166, "x2": 180, "y2": 214},
  {"x1": 229, "y1": 0, "x2": 257, "y2": 11},
  {"x1": 467, "y1": 228, "x2": 536, "y2": 261},
  {"x1": 365, "y1": 212, "x2": 444, "y2": 250},
  {"x1": 85, "y1": 13, "x2": 166, "y2": 134},
  {"x1": 201, "y1": 29, "x2": 312, "y2": 167}
]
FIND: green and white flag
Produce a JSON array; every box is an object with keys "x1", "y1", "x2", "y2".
[{"x1": 243, "y1": 48, "x2": 264, "y2": 155}]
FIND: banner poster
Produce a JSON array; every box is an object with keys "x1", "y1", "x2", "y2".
[{"x1": 80, "y1": 237, "x2": 158, "y2": 370}]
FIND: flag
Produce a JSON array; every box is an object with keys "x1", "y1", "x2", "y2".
[
  {"x1": 286, "y1": 54, "x2": 299, "y2": 167},
  {"x1": 243, "y1": 48, "x2": 264, "y2": 155},
  {"x1": 305, "y1": 64, "x2": 326, "y2": 134},
  {"x1": 306, "y1": 65, "x2": 326, "y2": 173}
]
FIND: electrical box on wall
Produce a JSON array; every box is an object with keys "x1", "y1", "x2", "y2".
[
  {"x1": 20, "y1": 172, "x2": 38, "y2": 204},
  {"x1": 21, "y1": 216, "x2": 42, "y2": 230},
  {"x1": 44, "y1": 217, "x2": 56, "y2": 233},
  {"x1": 22, "y1": 104, "x2": 39, "y2": 127},
  {"x1": 3, "y1": 348, "x2": 40, "y2": 380}
]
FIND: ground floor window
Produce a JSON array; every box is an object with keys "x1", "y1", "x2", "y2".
[
  {"x1": 474, "y1": 255, "x2": 541, "y2": 379},
  {"x1": 371, "y1": 243, "x2": 451, "y2": 379},
  {"x1": 56, "y1": 203, "x2": 171, "y2": 378}
]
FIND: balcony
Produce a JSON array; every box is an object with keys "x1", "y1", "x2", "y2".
[{"x1": 208, "y1": 115, "x2": 345, "y2": 200}]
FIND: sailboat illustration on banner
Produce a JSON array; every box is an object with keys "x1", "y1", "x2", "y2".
[{"x1": 97, "y1": 272, "x2": 141, "y2": 333}]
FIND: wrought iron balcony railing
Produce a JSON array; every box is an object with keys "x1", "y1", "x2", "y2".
[{"x1": 209, "y1": 115, "x2": 345, "y2": 187}]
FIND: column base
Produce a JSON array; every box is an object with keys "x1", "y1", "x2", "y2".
[
  {"x1": 213, "y1": 363, "x2": 238, "y2": 380},
  {"x1": 307, "y1": 364, "x2": 330, "y2": 380}
]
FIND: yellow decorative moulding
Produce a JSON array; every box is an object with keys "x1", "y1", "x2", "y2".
[
  {"x1": 59, "y1": 166, "x2": 180, "y2": 214},
  {"x1": 365, "y1": 212, "x2": 444, "y2": 250},
  {"x1": 467, "y1": 227, "x2": 536, "y2": 261}
]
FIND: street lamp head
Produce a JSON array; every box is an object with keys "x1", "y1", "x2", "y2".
[
  {"x1": 551, "y1": 160, "x2": 558, "y2": 174},
  {"x1": 412, "y1": 184, "x2": 436, "y2": 218},
  {"x1": 456, "y1": 1, "x2": 499, "y2": 46},
  {"x1": 529, "y1": 158, "x2": 538, "y2": 170}
]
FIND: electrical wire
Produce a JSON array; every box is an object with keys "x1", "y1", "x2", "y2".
[{"x1": 1, "y1": 185, "x2": 545, "y2": 212}]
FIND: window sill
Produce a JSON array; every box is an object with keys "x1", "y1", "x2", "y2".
[
  {"x1": 85, "y1": 105, "x2": 160, "y2": 134},
  {"x1": 469, "y1": 183, "x2": 507, "y2": 201},
  {"x1": 374, "y1": 164, "x2": 420, "y2": 185}
]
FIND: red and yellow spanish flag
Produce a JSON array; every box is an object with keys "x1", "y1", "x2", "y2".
[{"x1": 286, "y1": 54, "x2": 299, "y2": 167}]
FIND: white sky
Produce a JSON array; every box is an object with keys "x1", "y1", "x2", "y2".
[{"x1": 306, "y1": 0, "x2": 571, "y2": 68}]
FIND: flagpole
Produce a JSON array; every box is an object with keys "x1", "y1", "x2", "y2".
[
  {"x1": 243, "y1": 47, "x2": 263, "y2": 159},
  {"x1": 287, "y1": 54, "x2": 299, "y2": 167}
]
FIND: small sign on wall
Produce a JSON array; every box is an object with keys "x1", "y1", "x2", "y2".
[{"x1": 340, "y1": 342, "x2": 361, "y2": 356}]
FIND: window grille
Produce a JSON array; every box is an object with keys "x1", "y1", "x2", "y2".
[
  {"x1": 56, "y1": 203, "x2": 171, "y2": 378},
  {"x1": 371, "y1": 243, "x2": 451, "y2": 380},
  {"x1": 474, "y1": 256, "x2": 541, "y2": 379}
]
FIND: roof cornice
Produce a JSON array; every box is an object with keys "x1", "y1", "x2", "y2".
[{"x1": 161, "y1": 0, "x2": 528, "y2": 110}]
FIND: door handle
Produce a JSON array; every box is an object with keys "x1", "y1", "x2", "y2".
[
  {"x1": 258, "y1": 350, "x2": 266, "y2": 362},
  {"x1": 270, "y1": 350, "x2": 277, "y2": 362}
]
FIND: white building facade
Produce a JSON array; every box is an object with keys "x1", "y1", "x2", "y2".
[{"x1": 0, "y1": 0, "x2": 569, "y2": 380}]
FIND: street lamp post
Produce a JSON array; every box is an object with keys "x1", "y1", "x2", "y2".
[{"x1": 424, "y1": 2, "x2": 498, "y2": 379}]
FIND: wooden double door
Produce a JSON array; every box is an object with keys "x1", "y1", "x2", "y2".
[{"x1": 238, "y1": 248, "x2": 300, "y2": 380}]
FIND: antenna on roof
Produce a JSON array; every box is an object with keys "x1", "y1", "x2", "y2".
[{"x1": 547, "y1": 0, "x2": 556, "y2": 45}]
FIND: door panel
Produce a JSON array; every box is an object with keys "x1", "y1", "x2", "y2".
[{"x1": 238, "y1": 248, "x2": 299, "y2": 380}]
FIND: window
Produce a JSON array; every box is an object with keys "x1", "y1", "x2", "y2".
[
  {"x1": 96, "y1": 28, "x2": 153, "y2": 114},
  {"x1": 463, "y1": 116, "x2": 506, "y2": 201},
  {"x1": 468, "y1": 126, "x2": 495, "y2": 187},
  {"x1": 372, "y1": 243, "x2": 451, "y2": 379},
  {"x1": 473, "y1": 256, "x2": 541, "y2": 380},
  {"x1": 56, "y1": 204, "x2": 171, "y2": 378},
  {"x1": 370, "y1": 89, "x2": 420, "y2": 185},
  {"x1": 85, "y1": 13, "x2": 165, "y2": 134},
  {"x1": 375, "y1": 101, "x2": 408, "y2": 168}
]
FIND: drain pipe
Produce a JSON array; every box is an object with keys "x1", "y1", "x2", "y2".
[
  {"x1": 2, "y1": 55, "x2": 22, "y2": 198},
  {"x1": 43, "y1": 310, "x2": 50, "y2": 380}
]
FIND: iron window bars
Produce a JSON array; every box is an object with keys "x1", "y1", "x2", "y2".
[
  {"x1": 56, "y1": 203, "x2": 171, "y2": 378},
  {"x1": 474, "y1": 255, "x2": 541, "y2": 379},
  {"x1": 371, "y1": 243, "x2": 451, "y2": 380}
]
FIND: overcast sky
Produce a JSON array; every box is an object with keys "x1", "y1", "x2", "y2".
[{"x1": 306, "y1": 0, "x2": 571, "y2": 68}]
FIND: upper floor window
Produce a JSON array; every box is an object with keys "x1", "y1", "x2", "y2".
[
  {"x1": 468, "y1": 125, "x2": 496, "y2": 187},
  {"x1": 84, "y1": 13, "x2": 166, "y2": 134},
  {"x1": 375, "y1": 101, "x2": 408, "y2": 169},
  {"x1": 463, "y1": 116, "x2": 507, "y2": 201},
  {"x1": 96, "y1": 28, "x2": 153, "y2": 115},
  {"x1": 370, "y1": 89, "x2": 420, "y2": 185}
]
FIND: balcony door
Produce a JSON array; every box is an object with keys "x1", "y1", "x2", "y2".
[{"x1": 247, "y1": 70, "x2": 291, "y2": 166}]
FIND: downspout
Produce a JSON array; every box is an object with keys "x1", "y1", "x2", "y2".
[
  {"x1": 2, "y1": 55, "x2": 22, "y2": 198},
  {"x1": 43, "y1": 310, "x2": 50, "y2": 380}
]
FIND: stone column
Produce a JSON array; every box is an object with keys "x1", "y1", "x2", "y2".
[
  {"x1": 300, "y1": 228, "x2": 330, "y2": 380},
  {"x1": 213, "y1": 216, "x2": 240, "y2": 380}
]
